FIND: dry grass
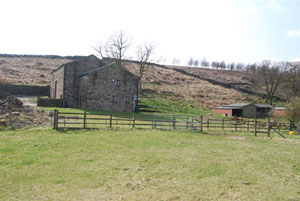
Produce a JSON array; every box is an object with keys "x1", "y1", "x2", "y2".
[
  {"x1": 125, "y1": 62, "x2": 246, "y2": 108},
  {"x1": 0, "y1": 57, "x2": 71, "y2": 85}
]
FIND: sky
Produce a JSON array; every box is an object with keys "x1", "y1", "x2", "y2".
[{"x1": 0, "y1": 0, "x2": 300, "y2": 64}]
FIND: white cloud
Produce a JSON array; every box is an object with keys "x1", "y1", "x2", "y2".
[
  {"x1": 246, "y1": 4, "x2": 258, "y2": 16},
  {"x1": 266, "y1": 0, "x2": 286, "y2": 14},
  {"x1": 286, "y1": 30, "x2": 300, "y2": 38},
  {"x1": 291, "y1": 57, "x2": 300, "y2": 62}
]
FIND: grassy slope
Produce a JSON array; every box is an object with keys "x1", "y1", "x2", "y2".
[{"x1": 0, "y1": 128, "x2": 299, "y2": 201}]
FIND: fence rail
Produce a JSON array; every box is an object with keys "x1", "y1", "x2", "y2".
[{"x1": 52, "y1": 110, "x2": 293, "y2": 137}]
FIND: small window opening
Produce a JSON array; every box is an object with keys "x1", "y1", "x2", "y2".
[
  {"x1": 112, "y1": 95, "x2": 118, "y2": 103},
  {"x1": 114, "y1": 80, "x2": 120, "y2": 86}
]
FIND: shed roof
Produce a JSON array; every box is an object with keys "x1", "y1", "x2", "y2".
[
  {"x1": 255, "y1": 104, "x2": 273, "y2": 108},
  {"x1": 222, "y1": 103, "x2": 249, "y2": 108},
  {"x1": 216, "y1": 103, "x2": 273, "y2": 109}
]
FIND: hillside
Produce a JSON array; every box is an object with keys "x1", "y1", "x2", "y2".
[
  {"x1": 0, "y1": 56, "x2": 72, "y2": 85},
  {"x1": 0, "y1": 55, "x2": 263, "y2": 109}
]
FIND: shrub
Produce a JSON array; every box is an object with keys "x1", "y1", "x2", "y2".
[{"x1": 285, "y1": 97, "x2": 300, "y2": 126}]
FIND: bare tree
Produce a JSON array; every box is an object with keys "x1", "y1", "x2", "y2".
[
  {"x1": 188, "y1": 57, "x2": 194, "y2": 66},
  {"x1": 94, "y1": 30, "x2": 132, "y2": 62},
  {"x1": 136, "y1": 42, "x2": 156, "y2": 89},
  {"x1": 236, "y1": 63, "x2": 244, "y2": 71},
  {"x1": 93, "y1": 42, "x2": 105, "y2": 58},
  {"x1": 200, "y1": 58, "x2": 209, "y2": 68},
  {"x1": 285, "y1": 62, "x2": 300, "y2": 97},
  {"x1": 172, "y1": 58, "x2": 180, "y2": 65},
  {"x1": 211, "y1": 61, "x2": 217, "y2": 69},
  {"x1": 194, "y1": 59, "x2": 199, "y2": 67},
  {"x1": 220, "y1": 61, "x2": 226, "y2": 70},
  {"x1": 229, "y1": 63, "x2": 235, "y2": 71},
  {"x1": 257, "y1": 60, "x2": 288, "y2": 105}
]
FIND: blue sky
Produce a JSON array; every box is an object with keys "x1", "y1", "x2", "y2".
[
  {"x1": 234, "y1": 0, "x2": 300, "y2": 62},
  {"x1": 0, "y1": 0, "x2": 299, "y2": 64}
]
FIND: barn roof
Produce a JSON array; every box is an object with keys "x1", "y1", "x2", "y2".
[
  {"x1": 78, "y1": 61, "x2": 140, "y2": 79},
  {"x1": 51, "y1": 55, "x2": 102, "y2": 74}
]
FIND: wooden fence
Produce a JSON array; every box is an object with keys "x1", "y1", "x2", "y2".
[{"x1": 53, "y1": 110, "x2": 292, "y2": 137}]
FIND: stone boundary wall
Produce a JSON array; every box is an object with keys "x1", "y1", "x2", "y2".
[
  {"x1": 37, "y1": 97, "x2": 63, "y2": 107},
  {"x1": 0, "y1": 84, "x2": 50, "y2": 97}
]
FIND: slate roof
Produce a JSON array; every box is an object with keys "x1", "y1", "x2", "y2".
[
  {"x1": 255, "y1": 104, "x2": 273, "y2": 108},
  {"x1": 51, "y1": 55, "x2": 102, "y2": 74}
]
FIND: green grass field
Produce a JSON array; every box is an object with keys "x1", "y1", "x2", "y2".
[{"x1": 0, "y1": 128, "x2": 299, "y2": 201}]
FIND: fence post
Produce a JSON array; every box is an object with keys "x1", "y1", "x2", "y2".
[
  {"x1": 153, "y1": 115, "x2": 157, "y2": 129},
  {"x1": 191, "y1": 119, "x2": 194, "y2": 129},
  {"x1": 235, "y1": 119, "x2": 237, "y2": 131},
  {"x1": 53, "y1": 109, "x2": 58, "y2": 130},
  {"x1": 289, "y1": 122, "x2": 293, "y2": 131},
  {"x1": 50, "y1": 110, "x2": 53, "y2": 127},
  {"x1": 9, "y1": 109, "x2": 13, "y2": 128},
  {"x1": 207, "y1": 118, "x2": 209, "y2": 129},
  {"x1": 173, "y1": 117, "x2": 176, "y2": 130},
  {"x1": 109, "y1": 114, "x2": 112, "y2": 128},
  {"x1": 200, "y1": 115, "x2": 203, "y2": 132},
  {"x1": 186, "y1": 117, "x2": 189, "y2": 130},
  {"x1": 267, "y1": 116, "x2": 271, "y2": 137},
  {"x1": 254, "y1": 117, "x2": 257, "y2": 136},
  {"x1": 152, "y1": 115, "x2": 154, "y2": 129},
  {"x1": 247, "y1": 120, "x2": 250, "y2": 132},
  {"x1": 83, "y1": 112, "x2": 87, "y2": 129},
  {"x1": 222, "y1": 119, "x2": 224, "y2": 131},
  {"x1": 132, "y1": 113, "x2": 135, "y2": 128}
]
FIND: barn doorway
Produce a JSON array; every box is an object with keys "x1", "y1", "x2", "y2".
[{"x1": 232, "y1": 109, "x2": 242, "y2": 117}]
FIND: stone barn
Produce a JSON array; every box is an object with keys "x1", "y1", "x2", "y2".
[
  {"x1": 212, "y1": 103, "x2": 273, "y2": 118},
  {"x1": 50, "y1": 55, "x2": 139, "y2": 112}
]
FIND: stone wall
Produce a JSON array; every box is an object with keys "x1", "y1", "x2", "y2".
[
  {"x1": 62, "y1": 55, "x2": 104, "y2": 108},
  {"x1": 37, "y1": 97, "x2": 63, "y2": 107},
  {"x1": 81, "y1": 63, "x2": 139, "y2": 112},
  {"x1": 0, "y1": 84, "x2": 50, "y2": 97},
  {"x1": 50, "y1": 67, "x2": 64, "y2": 99}
]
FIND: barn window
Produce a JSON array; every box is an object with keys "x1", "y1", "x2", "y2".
[
  {"x1": 114, "y1": 80, "x2": 120, "y2": 87},
  {"x1": 112, "y1": 95, "x2": 118, "y2": 103},
  {"x1": 125, "y1": 96, "x2": 130, "y2": 103}
]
